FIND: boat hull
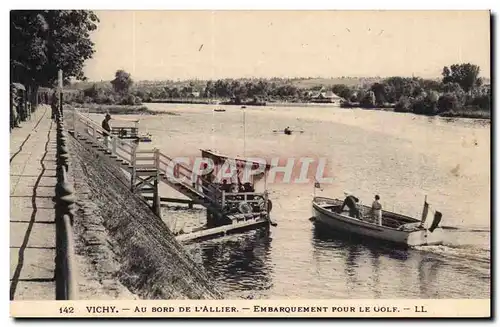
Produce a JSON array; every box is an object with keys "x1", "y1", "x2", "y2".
[{"x1": 312, "y1": 202, "x2": 443, "y2": 247}]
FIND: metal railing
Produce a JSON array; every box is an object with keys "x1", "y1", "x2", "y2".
[
  {"x1": 73, "y1": 111, "x2": 137, "y2": 164},
  {"x1": 221, "y1": 191, "x2": 270, "y2": 214},
  {"x1": 54, "y1": 108, "x2": 78, "y2": 300},
  {"x1": 74, "y1": 111, "x2": 222, "y2": 206}
]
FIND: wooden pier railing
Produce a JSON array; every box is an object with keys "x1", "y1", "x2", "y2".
[
  {"x1": 70, "y1": 108, "x2": 273, "y2": 242},
  {"x1": 72, "y1": 111, "x2": 224, "y2": 215},
  {"x1": 71, "y1": 110, "x2": 271, "y2": 227}
]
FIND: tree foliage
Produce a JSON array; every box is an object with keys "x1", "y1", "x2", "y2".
[
  {"x1": 442, "y1": 63, "x2": 481, "y2": 93},
  {"x1": 359, "y1": 91, "x2": 376, "y2": 108},
  {"x1": 412, "y1": 91, "x2": 439, "y2": 115},
  {"x1": 331, "y1": 84, "x2": 353, "y2": 101},
  {"x1": 111, "y1": 70, "x2": 134, "y2": 94},
  {"x1": 10, "y1": 10, "x2": 99, "y2": 87}
]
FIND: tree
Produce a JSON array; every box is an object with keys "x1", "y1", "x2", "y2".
[
  {"x1": 381, "y1": 77, "x2": 420, "y2": 103},
  {"x1": 412, "y1": 91, "x2": 439, "y2": 115},
  {"x1": 83, "y1": 84, "x2": 99, "y2": 99},
  {"x1": 111, "y1": 70, "x2": 133, "y2": 95},
  {"x1": 11, "y1": 10, "x2": 98, "y2": 106},
  {"x1": 353, "y1": 89, "x2": 367, "y2": 103},
  {"x1": 360, "y1": 91, "x2": 376, "y2": 108},
  {"x1": 204, "y1": 81, "x2": 215, "y2": 97},
  {"x1": 438, "y1": 93, "x2": 461, "y2": 112},
  {"x1": 470, "y1": 94, "x2": 490, "y2": 111},
  {"x1": 331, "y1": 84, "x2": 353, "y2": 102},
  {"x1": 370, "y1": 83, "x2": 387, "y2": 105},
  {"x1": 419, "y1": 78, "x2": 443, "y2": 92},
  {"x1": 170, "y1": 87, "x2": 180, "y2": 98},
  {"x1": 255, "y1": 80, "x2": 270, "y2": 98},
  {"x1": 395, "y1": 96, "x2": 412, "y2": 113},
  {"x1": 442, "y1": 63, "x2": 481, "y2": 93},
  {"x1": 11, "y1": 10, "x2": 99, "y2": 87}
]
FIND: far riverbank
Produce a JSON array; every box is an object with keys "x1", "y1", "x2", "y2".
[
  {"x1": 67, "y1": 103, "x2": 179, "y2": 116},
  {"x1": 69, "y1": 100, "x2": 490, "y2": 121}
]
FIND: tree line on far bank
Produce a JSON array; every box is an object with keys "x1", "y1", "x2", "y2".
[
  {"x1": 68, "y1": 62, "x2": 490, "y2": 119},
  {"x1": 341, "y1": 63, "x2": 490, "y2": 118}
]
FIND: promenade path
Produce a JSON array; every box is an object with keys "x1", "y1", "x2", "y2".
[{"x1": 10, "y1": 105, "x2": 58, "y2": 300}]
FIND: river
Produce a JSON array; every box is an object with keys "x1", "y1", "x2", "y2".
[{"x1": 92, "y1": 103, "x2": 491, "y2": 299}]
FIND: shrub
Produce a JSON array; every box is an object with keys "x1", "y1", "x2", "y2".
[
  {"x1": 359, "y1": 91, "x2": 376, "y2": 108},
  {"x1": 470, "y1": 94, "x2": 490, "y2": 111},
  {"x1": 395, "y1": 96, "x2": 412, "y2": 112},
  {"x1": 74, "y1": 91, "x2": 85, "y2": 104},
  {"x1": 437, "y1": 93, "x2": 461, "y2": 112},
  {"x1": 413, "y1": 96, "x2": 438, "y2": 115},
  {"x1": 120, "y1": 94, "x2": 138, "y2": 105},
  {"x1": 83, "y1": 84, "x2": 99, "y2": 98},
  {"x1": 104, "y1": 94, "x2": 116, "y2": 105}
]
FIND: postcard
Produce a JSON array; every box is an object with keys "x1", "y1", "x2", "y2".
[{"x1": 9, "y1": 9, "x2": 491, "y2": 318}]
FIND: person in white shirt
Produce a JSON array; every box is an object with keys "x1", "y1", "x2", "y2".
[{"x1": 372, "y1": 195, "x2": 383, "y2": 225}]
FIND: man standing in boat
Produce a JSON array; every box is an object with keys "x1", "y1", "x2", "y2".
[
  {"x1": 371, "y1": 195, "x2": 383, "y2": 225},
  {"x1": 340, "y1": 191, "x2": 361, "y2": 218}
]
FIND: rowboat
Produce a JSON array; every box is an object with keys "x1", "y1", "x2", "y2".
[
  {"x1": 311, "y1": 196, "x2": 444, "y2": 247},
  {"x1": 138, "y1": 133, "x2": 152, "y2": 142}
]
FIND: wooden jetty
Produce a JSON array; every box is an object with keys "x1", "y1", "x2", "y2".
[
  {"x1": 70, "y1": 110, "x2": 275, "y2": 243},
  {"x1": 176, "y1": 215, "x2": 269, "y2": 244}
]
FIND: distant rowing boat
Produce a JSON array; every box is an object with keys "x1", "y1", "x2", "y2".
[
  {"x1": 272, "y1": 129, "x2": 305, "y2": 135},
  {"x1": 311, "y1": 196, "x2": 444, "y2": 247},
  {"x1": 213, "y1": 108, "x2": 226, "y2": 112},
  {"x1": 138, "y1": 134, "x2": 152, "y2": 142}
]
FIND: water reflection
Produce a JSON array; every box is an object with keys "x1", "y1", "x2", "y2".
[
  {"x1": 312, "y1": 222, "x2": 409, "y2": 260},
  {"x1": 187, "y1": 228, "x2": 273, "y2": 296},
  {"x1": 418, "y1": 256, "x2": 443, "y2": 298},
  {"x1": 310, "y1": 221, "x2": 463, "y2": 298},
  {"x1": 368, "y1": 247, "x2": 382, "y2": 298}
]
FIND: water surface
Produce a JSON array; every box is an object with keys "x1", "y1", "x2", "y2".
[{"x1": 92, "y1": 103, "x2": 491, "y2": 299}]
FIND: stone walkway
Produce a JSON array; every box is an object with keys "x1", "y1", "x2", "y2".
[{"x1": 10, "y1": 105, "x2": 58, "y2": 300}]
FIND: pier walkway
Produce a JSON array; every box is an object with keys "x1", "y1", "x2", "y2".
[
  {"x1": 10, "y1": 105, "x2": 58, "y2": 300},
  {"x1": 72, "y1": 109, "x2": 272, "y2": 242}
]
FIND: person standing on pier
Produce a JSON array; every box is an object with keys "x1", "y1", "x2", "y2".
[
  {"x1": 102, "y1": 113, "x2": 112, "y2": 147},
  {"x1": 50, "y1": 90, "x2": 58, "y2": 120}
]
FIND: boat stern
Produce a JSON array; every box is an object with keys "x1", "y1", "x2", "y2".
[{"x1": 406, "y1": 227, "x2": 445, "y2": 247}]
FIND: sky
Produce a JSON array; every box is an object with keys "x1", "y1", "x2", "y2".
[{"x1": 83, "y1": 10, "x2": 491, "y2": 81}]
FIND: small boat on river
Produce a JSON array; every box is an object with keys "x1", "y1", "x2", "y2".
[
  {"x1": 272, "y1": 128, "x2": 305, "y2": 135},
  {"x1": 138, "y1": 133, "x2": 152, "y2": 142},
  {"x1": 311, "y1": 196, "x2": 444, "y2": 247}
]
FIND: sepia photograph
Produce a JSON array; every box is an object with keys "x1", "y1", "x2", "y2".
[{"x1": 8, "y1": 7, "x2": 492, "y2": 318}]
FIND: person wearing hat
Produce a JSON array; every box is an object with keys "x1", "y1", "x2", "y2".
[
  {"x1": 340, "y1": 191, "x2": 361, "y2": 218},
  {"x1": 102, "y1": 113, "x2": 112, "y2": 147}
]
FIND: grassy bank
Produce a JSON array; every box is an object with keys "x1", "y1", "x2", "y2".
[
  {"x1": 69, "y1": 136, "x2": 223, "y2": 299},
  {"x1": 150, "y1": 98, "x2": 211, "y2": 105},
  {"x1": 68, "y1": 103, "x2": 179, "y2": 116},
  {"x1": 439, "y1": 109, "x2": 491, "y2": 119}
]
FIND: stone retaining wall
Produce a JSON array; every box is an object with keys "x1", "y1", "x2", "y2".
[{"x1": 68, "y1": 135, "x2": 222, "y2": 299}]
